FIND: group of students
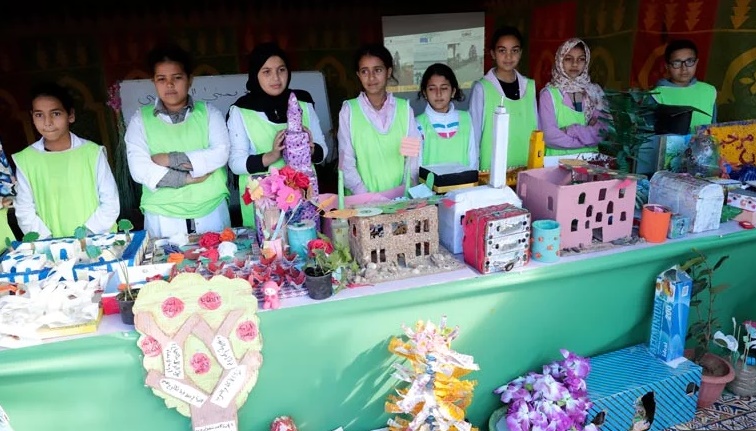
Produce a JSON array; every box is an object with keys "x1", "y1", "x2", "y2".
[{"x1": 1, "y1": 28, "x2": 717, "y2": 244}]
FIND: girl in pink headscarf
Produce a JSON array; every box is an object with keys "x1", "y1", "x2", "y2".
[{"x1": 538, "y1": 38, "x2": 606, "y2": 156}]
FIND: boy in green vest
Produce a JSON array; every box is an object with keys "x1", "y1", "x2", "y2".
[
  {"x1": 13, "y1": 82, "x2": 119, "y2": 239},
  {"x1": 125, "y1": 43, "x2": 230, "y2": 239},
  {"x1": 653, "y1": 39, "x2": 716, "y2": 132}
]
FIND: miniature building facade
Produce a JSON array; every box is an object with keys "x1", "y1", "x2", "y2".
[
  {"x1": 517, "y1": 167, "x2": 637, "y2": 249},
  {"x1": 348, "y1": 204, "x2": 439, "y2": 267}
]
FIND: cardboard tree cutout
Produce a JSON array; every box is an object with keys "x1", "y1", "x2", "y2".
[{"x1": 133, "y1": 273, "x2": 263, "y2": 431}]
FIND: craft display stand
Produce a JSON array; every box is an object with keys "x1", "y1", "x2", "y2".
[{"x1": 0, "y1": 223, "x2": 752, "y2": 431}]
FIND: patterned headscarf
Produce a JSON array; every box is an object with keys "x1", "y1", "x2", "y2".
[{"x1": 549, "y1": 38, "x2": 605, "y2": 120}]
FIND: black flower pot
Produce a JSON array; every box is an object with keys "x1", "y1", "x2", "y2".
[
  {"x1": 304, "y1": 268, "x2": 333, "y2": 300},
  {"x1": 117, "y1": 289, "x2": 139, "y2": 325}
]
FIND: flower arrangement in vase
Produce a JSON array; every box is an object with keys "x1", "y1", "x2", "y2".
[
  {"x1": 491, "y1": 350, "x2": 600, "y2": 431},
  {"x1": 243, "y1": 166, "x2": 314, "y2": 252}
]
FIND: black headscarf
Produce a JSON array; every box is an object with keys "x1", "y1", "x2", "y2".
[{"x1": 231, "y1": 42, "x2": 314, "y2": 124}]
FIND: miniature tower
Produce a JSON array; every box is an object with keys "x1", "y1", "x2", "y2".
[{"x1": 283, "y1": 92, "x2": 319, "y2": 226}]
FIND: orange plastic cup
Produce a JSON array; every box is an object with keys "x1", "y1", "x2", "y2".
[{"x1": 639, "y1": 204, "x2": 672, "y2": 243}]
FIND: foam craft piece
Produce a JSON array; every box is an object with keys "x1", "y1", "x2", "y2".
[
  {"x1": 0, "y1": 230, "x2": 148, "y2": 284},
  {"x1": 438, "y1": 185, "x2": 521, "y2": 254},
  {"x1": 48, "y1": 239, "x2": 79, "y2": 263},
  {"x1": 133, "y1": 273, "x2": 263, "y2": 431}
]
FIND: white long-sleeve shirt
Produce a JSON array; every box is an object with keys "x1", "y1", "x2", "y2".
[
  {"x1": 124, "y1": 101, "x2": 230, "y2": 191},
  {"x1": 337, "y1": 92, "x2": 421, "y2": 195},
  {"x1": 417, "y1": 102, "x2": 479, "y2": 170},
  {"x1": 226, "y1": 102, "x2": 328, "y2": 175},
  {"x1": 14, "y1": 133, "x2": 120, "y2": 239}
]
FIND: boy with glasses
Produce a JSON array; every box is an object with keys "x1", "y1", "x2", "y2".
[{"x1": 653, "y1": 39, "x2": 717, "y2": 132}]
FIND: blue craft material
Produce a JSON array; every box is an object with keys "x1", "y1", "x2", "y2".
[{"x1": 286, "y1": 220, "x2": 317, "y2": 259}]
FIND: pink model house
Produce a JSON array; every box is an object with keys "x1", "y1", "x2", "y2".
[{"x1": 516, "y1": 167, "x2": 637, "y2": 249}]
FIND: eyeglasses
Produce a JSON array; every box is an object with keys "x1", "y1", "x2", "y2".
[{"x1": 668, "y1": 58, "x2": 697, "y2": 69}]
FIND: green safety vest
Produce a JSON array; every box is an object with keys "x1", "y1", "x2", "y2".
[
  {"x1": 479, "y1": 78, "x2": 538, "y2": 171},
  {"x1": 348, "y1": 98, "x2": 409, "y2": 193},
  {"x1": 653, "y1": 82, "x2": 716, "y2": 132},
  {"x1": 140, "y1": 101, "x2": 229, "y2": 219},
  {"x1": 13, "y1": 141, "x2": 101, "y2": 237},
  {"x1": 417, "y1": 111, "x2": 472, "y2": 166},
  {"x1": 544, "y1": 86, "x2": 598, "y2": 156},
  {"x1": 237, "y1": 102, "x2": 311, "y2": 227}
]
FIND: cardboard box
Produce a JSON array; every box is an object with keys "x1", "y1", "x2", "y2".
[
  {"x1": 586, "y1": 344, "x2": 701, "y2": 431},
  {"x1": 648, "y1": 265, "x2": 693, "y2": 362},
  {"x1": 516, "y1": 167, "x2": 637, "y2": 249},
  {"x1": 438, "y1": 185, "x2": 521, "y2": 254},
  {"x1": 419, "y1": 164, "x2": 479, "y2": 193},
  {"x1": 648, "y1": 171, "x2": 723, "y2": 233}
]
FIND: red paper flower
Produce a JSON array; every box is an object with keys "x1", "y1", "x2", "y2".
[
  {"x1": 292, "y1": 171, "x2": 310, "y2": 190},
  {"x1": 198, "y1": 232, "x2": 221, "y2": 248},
  {"x1": 307, "y1": 238, "x2": 333, "y2": 256},
  {"x1": 242, "y1": 187, "x2": 253, "y2": 205},
  {"x1": 200, "y1": 248, "x2": 220, "y2": 263}
]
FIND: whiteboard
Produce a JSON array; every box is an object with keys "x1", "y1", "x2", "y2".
[{"x1": 119, "y1": 71, "x2": 333, "y2": 156}]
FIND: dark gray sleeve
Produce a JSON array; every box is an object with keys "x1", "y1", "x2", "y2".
[{"x1": 156, "y1": 169, "x2": 189, "y2": 188}]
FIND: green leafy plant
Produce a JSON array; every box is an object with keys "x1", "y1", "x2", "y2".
[
  {"x1": 680, "y1": 248, "x2": 730, "y2": 366},
  {"x1": 117, "y1": 219, "x2": 134, "y2": 242},
  {"x1": 21, "y1": 231, "x2": 39, "y2": 242},
  {"x1": 74, "y1": 225, "x2": 88, "y2": 252},
  {"x1": 598, "y1": 89, "x2": 658, "y2": 173},
  {"x1": 305, "y1": 233, "x2": 358, "y2": 291}
]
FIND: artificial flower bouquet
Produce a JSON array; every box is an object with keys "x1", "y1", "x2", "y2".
[
  {"x1": 242, "y1": 166, "x2": 317, "y2": 245},
  {"x1": 492, "y1": 349, "x2": 599, "y2": 431}
]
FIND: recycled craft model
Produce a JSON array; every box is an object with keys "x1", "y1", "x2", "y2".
[
  {"x1": 386, "y1": 317, "x2": 479, "y2": 431},
  {"x1": 133, "y1": 273, "x2": 263, "y2": 431}
]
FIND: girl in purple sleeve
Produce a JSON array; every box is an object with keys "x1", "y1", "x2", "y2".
[{"x1": 538, "y1": 38, "x2": 606, "y2": 156}]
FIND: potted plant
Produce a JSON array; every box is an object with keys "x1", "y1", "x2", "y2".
[
  {"x1": 489, "y1": 349, "x2": 603, "y2": 431},
  {"x1": 598, "y1": 89, "x2": 658, "y2": 173},
  {"x1": 721, "y1": 319, "x2": 756, "y2": 396},
  {"x1": 303, "y1": 234, "x2": 357, "y2": 300},
  {"x1": 680, "y1": 249, "x2": 735, "y2": 408}
]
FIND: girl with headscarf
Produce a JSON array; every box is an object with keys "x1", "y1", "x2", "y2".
[
  {"x1": 538, "y1": 38, "x2": 606, "y2": 156},
  {"x1": 227, "y1": 42, "x2": 327, "y2": 227}
]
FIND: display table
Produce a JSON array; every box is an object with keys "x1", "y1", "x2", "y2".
[{"x1": 1, "y1": 223, "x2": 754, "y2": 431}]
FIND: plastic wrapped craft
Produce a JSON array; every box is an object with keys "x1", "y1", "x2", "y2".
[{"x1": 683, "y1": 134, "x2": 721, "y2": 177}]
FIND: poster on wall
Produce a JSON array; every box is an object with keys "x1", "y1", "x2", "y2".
[{"x1": 382, "y1": 12, "x2": 485, "y2": 93}]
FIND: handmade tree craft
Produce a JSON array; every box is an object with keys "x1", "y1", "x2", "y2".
[
  {"x1": 386, "y1": 316, "x2": 479, "y2": 431},
  {"x1": 282, "y1": 92, "x2": 319, "y2": 225},
  {"x1": 133, "y1": 273, "x2": 263, "y2": 431}
]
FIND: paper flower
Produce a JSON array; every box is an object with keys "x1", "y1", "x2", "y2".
[{"x1": 494, "y1": 350, "x2": 595, "y2": 431}]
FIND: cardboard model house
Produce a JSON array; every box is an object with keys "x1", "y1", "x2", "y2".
[
  {"x1": 517, "y1": 167, "x2": 637, "y2": 249},
  {"x1": 348, "y1": 204, "x2": 439, "y2": 267}
]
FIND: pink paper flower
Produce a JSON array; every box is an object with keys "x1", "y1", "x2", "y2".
[{"x1": 276, "y1": 185, "x2": 302, "y2": 211}]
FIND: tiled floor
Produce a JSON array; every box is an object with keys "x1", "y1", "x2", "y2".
[{"x1": 665, "y1": 392, "x2": 756, "y2": 430}]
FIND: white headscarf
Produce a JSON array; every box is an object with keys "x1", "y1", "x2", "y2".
[{"x1": 549, "y1": 38, "x2": 605, "y2": 120}]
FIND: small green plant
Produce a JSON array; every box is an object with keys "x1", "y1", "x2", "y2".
[
  {"x1": 305, "y1": 233, "x2": 359, "y2": 292},
  {"x1": 117, "y1": 219, "x2": 134, "y2": 242},
  {"x1": 680, "y1": 248, "x2": 730, "y2": 365},
  {"x1": 598, "y1": 89, "x2": 658, "y2": 173},
  {"x1": 21, "y1": 231, "x2": 39, "y2": 242}
]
